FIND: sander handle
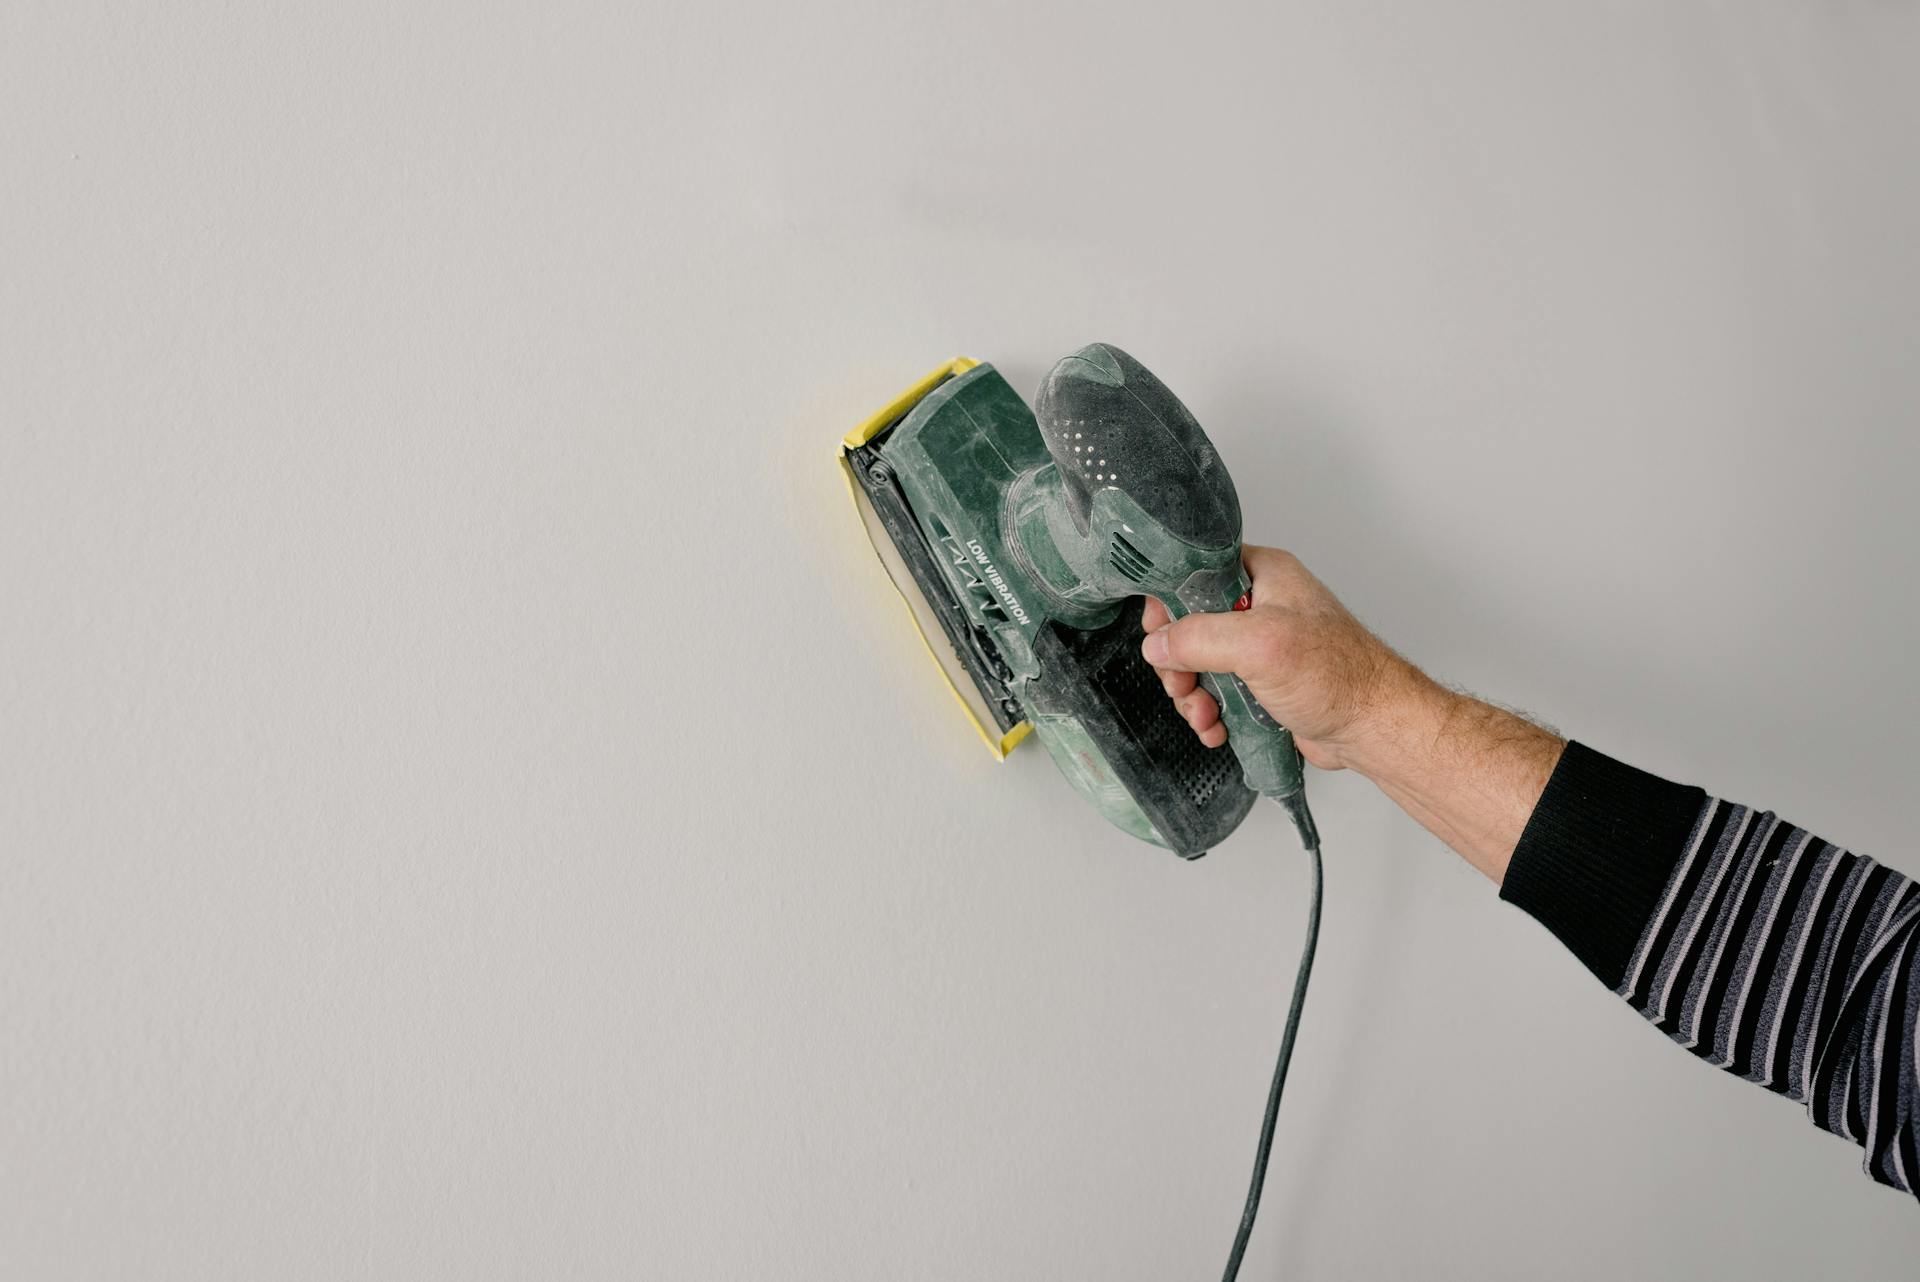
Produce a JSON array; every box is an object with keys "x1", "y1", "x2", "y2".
[{"x1": 1161, "y1": 566, "x2": 1307, "y2": 802}]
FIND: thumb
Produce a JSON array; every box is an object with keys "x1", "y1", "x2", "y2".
[{"x1": 1140, "y1": 607, "x2": 1263, "y2": 675}]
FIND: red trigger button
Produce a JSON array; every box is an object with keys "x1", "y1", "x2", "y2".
[{"x1": 1232, "y1": 592, "x2": 1252, "y2": 611}]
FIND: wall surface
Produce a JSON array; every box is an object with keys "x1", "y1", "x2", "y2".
[{"x1": 6, "y1": 2, "x2": 1920, "y2": 1278}]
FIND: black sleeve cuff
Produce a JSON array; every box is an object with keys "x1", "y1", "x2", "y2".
[{"x1": 1498, "y1": 741, "x2": 1708, "y2": 988}]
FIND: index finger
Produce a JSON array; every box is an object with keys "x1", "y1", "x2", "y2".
[
  {"x1": 1241, "y1": 545, "x2": 1303, "y2": 608},
  {"x1": 1141, "y1": 595, "x2": 1171, "y2": 632}
]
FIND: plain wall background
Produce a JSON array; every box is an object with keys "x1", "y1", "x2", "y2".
[{"x1": 6, "y1": 2, "x2": 1920, "y2": 1277}]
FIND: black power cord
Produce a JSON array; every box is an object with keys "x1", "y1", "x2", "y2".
[{"x1": 1220, "y1": 795, "x2": 1325, "y2": 1281}]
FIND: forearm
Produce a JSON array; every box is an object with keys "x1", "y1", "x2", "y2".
[{"x1": 1339, "y1": 666, "x2": 1565, "y2": 885}]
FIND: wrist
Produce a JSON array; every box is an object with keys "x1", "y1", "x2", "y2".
[
  {"x1": 1342, "y1": 670, "x2": 1566, "y2": 881},
  {"x1": 1336, "y1": 661, "x2": 1459, "y2": 784}
]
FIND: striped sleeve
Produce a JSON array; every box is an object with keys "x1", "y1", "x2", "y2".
[{"x1": 1500, "y1": 742, "x2": 1920, "y2": 1199}]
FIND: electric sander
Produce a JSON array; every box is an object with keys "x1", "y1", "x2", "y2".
[
  {"x1": 841, "y1": 343, "x2": 1317, "y2": 854},
  {"x1": 838, "y1": 344, "x2": 1325, "y2": 1278}
]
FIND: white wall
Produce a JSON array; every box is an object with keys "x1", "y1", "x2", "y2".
[{"x1": 6, "y1": 2, "x2": 1920, "y2": 1277}]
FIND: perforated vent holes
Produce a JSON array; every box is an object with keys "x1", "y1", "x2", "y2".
[
  {"x1": 1045, "y1": 417, "x2": 1124, "y2": 486},
  {"x1": 1096, "y1": 643, "x2": 1242, "y2": 808}
]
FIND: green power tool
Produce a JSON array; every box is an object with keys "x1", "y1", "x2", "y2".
[
  {"x1": 844, "y1": 342, "x2": 1318, "y2": 854},
  {"x1": 842, "y1": 343, "x2": 1324, "y2": 1279}
]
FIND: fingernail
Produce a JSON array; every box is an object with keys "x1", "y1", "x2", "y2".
[{"x1": 1142, "y1": 628, "x2": 1169, "y2": 666}]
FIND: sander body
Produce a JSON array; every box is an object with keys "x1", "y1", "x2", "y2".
[{"x1": 842, "y1": 343, "x2": 1307, "y2": 857}]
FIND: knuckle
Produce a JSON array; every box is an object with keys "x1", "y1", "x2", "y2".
[
  {"x1": 1161, "y1": 621, "x2": 1194, "y2": 669},
  {"x1": 1252, "y1": 545, "x2": 1302, "y2": 574}
]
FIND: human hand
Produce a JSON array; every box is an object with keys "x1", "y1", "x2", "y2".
[{"x1": 1139, "y1": 545, "x2": 1430, "y2": 772}]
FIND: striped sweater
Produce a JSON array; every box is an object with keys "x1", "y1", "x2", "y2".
[{"x1": 1500, "y1": 743, "x2": 1920, "y2": 1198}]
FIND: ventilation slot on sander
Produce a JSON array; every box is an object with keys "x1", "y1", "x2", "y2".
[
  {"x1": 1026, "y1": 605, "x2": 1257, "y2": 856},
  {"x1": 1093, "y1": 638, "x2": 1242, "y2": 808},
  {"x1": 1108, "y1": 534, "x2": 1154, "y2": 583}
]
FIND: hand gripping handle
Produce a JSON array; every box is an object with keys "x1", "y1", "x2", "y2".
[{"x1": 1163, "y1": 566, "x2": 1306, "y2": 801}]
